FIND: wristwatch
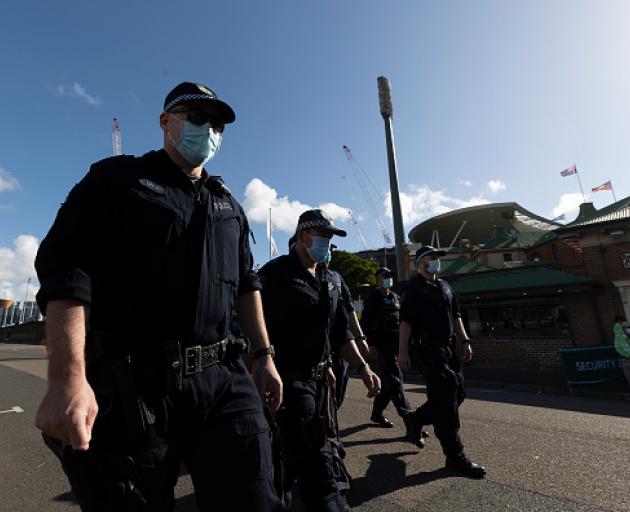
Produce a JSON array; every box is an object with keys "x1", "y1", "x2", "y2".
[{"x1": 253, "y1": 345, "x2": 275, "y2": 359}]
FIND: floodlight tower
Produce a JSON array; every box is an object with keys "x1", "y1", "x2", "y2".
[
  {"x1": 377, "y1": 76, "x2": 406, "y2": 281},
  {"x1": 112, "y1": 117, "x2": 122, "y2": 156}
]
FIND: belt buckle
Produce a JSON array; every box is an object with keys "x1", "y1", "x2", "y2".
[{"x1": 185, "y1": 345, "x2": 202, "y2": 375}]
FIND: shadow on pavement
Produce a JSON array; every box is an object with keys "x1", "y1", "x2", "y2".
[
  {"x1": 343, "y1": 435, "x2": 417, "y2": 450},
  {"x1": 347, "y1": 451, "x2": 451, "y2": 508},
  {"x1": 52, "y1": 491, "x2": 78, "y2": 503},
  {"x1": 402, "y1": 380, "x2": 630, "y2": 419},
  {"x1": 339, "y1": 423, "x2": 373, "y2": 438},
  {"x1": 175, "y1": 493, "x2": 199, "y2": 511}
]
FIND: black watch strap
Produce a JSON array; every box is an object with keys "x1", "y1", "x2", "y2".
[{"x1": 253, "y1": 345, "x2": 275, "y2": 359}]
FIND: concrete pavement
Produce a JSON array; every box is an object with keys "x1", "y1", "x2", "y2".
[{"x1": 1, "y1": 342, "x2": 628, "y2": 511}]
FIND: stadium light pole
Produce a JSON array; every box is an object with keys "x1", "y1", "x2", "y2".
[{"x1": 377, "y1": 76, "x2": 407, "y2": 281}]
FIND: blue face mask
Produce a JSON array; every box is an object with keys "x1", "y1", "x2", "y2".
[
  {"x1": 306, "y1": 234, "x2": 331, "y2": 263},
  {"x1": 169, "y1": 115, "x2": 221, "y2": 166},
  {"x1": 323, "y1": 250, "x2": 332, "y2": 265},
  {"x1": 383, "y1": 278, "x2": 393, "y2": 289},
  {"x1": 426, "y1": 259, "x2": 441, "y2": 275}
]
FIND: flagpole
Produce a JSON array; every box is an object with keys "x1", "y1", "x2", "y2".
[
  {"x1": 610, "y1": 179, "x2": 617, "y2": 202},
  {"x1": 268, "y1": 208, "x2": 272, "y2": 261},
  {"x1": 575, "y1": 166, "x2": 586, "y2": 202}
]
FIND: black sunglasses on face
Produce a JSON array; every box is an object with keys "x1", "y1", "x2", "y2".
[{"x1": 169, "y1": 108, "x2": 225, "y2": 133}]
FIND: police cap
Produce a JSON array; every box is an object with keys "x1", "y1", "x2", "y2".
[
  {"x1": 375, "y1": 267, "x2": 393, "y2": 279},
  {"x1": 415, "y1": 245, "x2": 446, "y2": 263},
  {"x1": 164, "y1": 82, "x2": 236, "y2": 124},
  {"x1": 296, "y1": 209, "x2": 347, "y2": 237}
]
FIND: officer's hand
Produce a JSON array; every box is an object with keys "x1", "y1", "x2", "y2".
[
  {"x1": 326, "y1": 366, "x2": 336, "y2": 387},
  {"x1": 361, "y1": 366, "x2": 381, "y2": 398},
  {"x1": 35, "y1": 376, "x2": 98, "y2": 451},
  {"x1": 398, "y1": 351, "x2": 411, "y2": 369},
  {"x1": 463, "y1": 342, "x2": 473, "y2": 363},
  {"x1": 252, "y1": 357, "x2": 283, "y2": 412}
]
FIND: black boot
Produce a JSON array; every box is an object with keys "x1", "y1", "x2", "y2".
[
  {"x1": 445, "y1": 454, "x2": 487, "y2": 479},
  {"x1": 370, "y1": 412, "x2": 394, "y2": 428},
  {"x1": 403, "y1": 413, "x2": 425, "y2": 448}
]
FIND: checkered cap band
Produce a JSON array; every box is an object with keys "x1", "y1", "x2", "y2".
[
  {"x1": 165, "y1": 93, "x2": 216, "y2": 112},
  {"x1": 297, "y1": 219, "x2": 332, "y2": 230}
]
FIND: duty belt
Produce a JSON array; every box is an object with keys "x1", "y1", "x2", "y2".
[{"x1": 181, "y1": 338, "x2": 229, "y2": 376}]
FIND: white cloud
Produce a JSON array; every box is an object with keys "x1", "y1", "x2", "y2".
[
  {"x1": 0, "y1": 168, "x2": 19, "y2": 192},
  {"x1": 487, "y1": 180, "x2": 506, "y2": 193},
  {"x1": 384, "y1": 185, "x2": 489, "y2": 228},
  {"x1": 457, "y1": 179, "x2": 473, "y2": 187},
  {"x1": 55, "y1": 82, "x2": 102, "y2": 106},
  {"x1": 0, "y1": 235, "x2": 39, "y2": 301},
  {"x1": 551, "y1": 193, "x2": 586, "y2": 218},
  {"x1": 243, "y1": 178, "x2": 351, "y2": 233}
]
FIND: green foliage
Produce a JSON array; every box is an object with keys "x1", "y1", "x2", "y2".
[{"x1": 329, "y1": 250, "x2": 378, "y2": 289}]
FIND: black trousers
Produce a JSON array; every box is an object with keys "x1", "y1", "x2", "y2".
[
  {"x1": 276, "y1": 378, "x2": 348, "y2": 512},
  {"x1": 371, "y1": 347, "x2": 412, "y2": 419},
  {"x1": 45, "y1": 357, "x2": 282, "y2": 512},
  {"x1": 411, "y1": 345, "x2": 466, "y2": 458},
  {"x1": 331, "y1": 352, "x2": 349, "y2": 410}
]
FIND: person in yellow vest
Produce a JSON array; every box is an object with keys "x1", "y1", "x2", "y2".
[{"x1": 613, "y1": 316, "x2": 630, "y2": 386}]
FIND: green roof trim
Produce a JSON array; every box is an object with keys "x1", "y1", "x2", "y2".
[
  {"x1": 450, "y1": 266, "x2": 593, "y2": 295},
  {"x1": 559, "y1": 195, "x2": 630, "y2": 231},
  {"x1": 440, "y1": 256, "x2": 495, "y2": 276}
]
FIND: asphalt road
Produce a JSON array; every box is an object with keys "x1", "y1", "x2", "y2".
[{"x1": 1, "y1": 342, "x2": 628, "y2": 512}]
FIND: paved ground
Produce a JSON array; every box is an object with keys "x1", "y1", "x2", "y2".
[{"x1": 1, "y1": 341, "x2": 628, "y2": 512}]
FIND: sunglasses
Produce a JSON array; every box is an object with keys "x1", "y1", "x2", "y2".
[{"x1": 169, "y1": 108, "x2": 225, "y2": 133}]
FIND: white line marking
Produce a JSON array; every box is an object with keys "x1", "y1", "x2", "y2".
[{"x1": 0, "y1": 406, "x2": 24, "y2": 414}]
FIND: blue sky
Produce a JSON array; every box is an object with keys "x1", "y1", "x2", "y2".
[{"x1": 2, "y1": 0, "x2": 630, "y2": 299}]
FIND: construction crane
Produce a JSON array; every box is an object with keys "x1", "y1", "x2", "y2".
[
  {"x1": 112, "y1": 117, "x2": 122, "y2": 156},
  {"x1": 348, "y1": 210, "x2": 371, "y2": 250},
  {"x1": 342, "y1": 145, "x2": 393, "y2": 248}
]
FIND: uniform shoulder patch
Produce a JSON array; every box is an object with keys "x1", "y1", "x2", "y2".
[{"x1": 138, "y1": 178, "x2": 165, "y2": 195}]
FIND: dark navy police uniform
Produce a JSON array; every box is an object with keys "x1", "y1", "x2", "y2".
[
  {"x1": 258, "y1": 250, "x2": 353, "y2": 511},
  {"x1": 399, "y1": 275, "x2": 465, "y2": 458},
  {"x1": 35, "y1": 150, "x2": 282, "y2": 511},
  {"x1": 361, "y1": 288, "x2": 411, "y2": 420}
]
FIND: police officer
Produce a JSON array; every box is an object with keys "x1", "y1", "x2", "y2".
[
  {"x1": 259, "y1": 209, "x2": 381, "y2": 511},
  {"x1": 34, "y1": 82, "x2": 284, "y2": 511},
  {"x1": 398, "y1": 246, "x2": 486, "y2": 478},
  {"x1": 361, "y1": 267, "x2": 412, "y2": 428}
]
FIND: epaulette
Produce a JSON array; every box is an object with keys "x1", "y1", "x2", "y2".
[{"x1": 207, "y1": 176, "x2": 231, "y2": 196}]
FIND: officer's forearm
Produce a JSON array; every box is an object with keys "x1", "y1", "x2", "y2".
[
  {"x1": 339, "y1": 340, "x2": 367, "y2": 370},
  {"x1": 455, "y1": 318, "x2": 470, "y2": 342},
  {"x1": 236, "y1": 291, "x2": 272, "y2": 351},
  {"x1": 348, "y1": 312, "x2": 364, "y2": 340},
  {"x1": 45, "y1": 300, "x2": 88, "y2": 383},
  {"x1": 399, "y1": 321, "x2": 412, "y2": 355}
]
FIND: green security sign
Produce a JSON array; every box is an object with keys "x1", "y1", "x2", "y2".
[{"x1": 559, "y1": 346, "x2": 626, "y2": 385}]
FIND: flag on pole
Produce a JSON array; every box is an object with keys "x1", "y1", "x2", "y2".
[
  {"x1": 560, "y1": 164, "x2": 577, "y2": 177},
  {"x1": 266, "y1": 215, "x2": 279, "y2": 258},
  {"x1": 551, "y1": 213, "x2": 566, "y2": 222},
  {"x1": 591, "y1": 180, "x2": 612, "y2": 192}
]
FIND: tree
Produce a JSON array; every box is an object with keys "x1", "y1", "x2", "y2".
[{"x1": 329, "y1": 250, "x2": 378, "y2": 290}]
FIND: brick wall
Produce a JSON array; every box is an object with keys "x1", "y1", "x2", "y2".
[{"x1": 467, "y1": 337, "x2": 573, "y2": 372}]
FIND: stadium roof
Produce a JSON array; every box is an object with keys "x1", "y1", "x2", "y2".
[
  {"x1": 408, "y1": 202, "x2": 561, "y2": 249},
  {"x1": 557, "y1": 196, "x2": 630, "y2": 233}
]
